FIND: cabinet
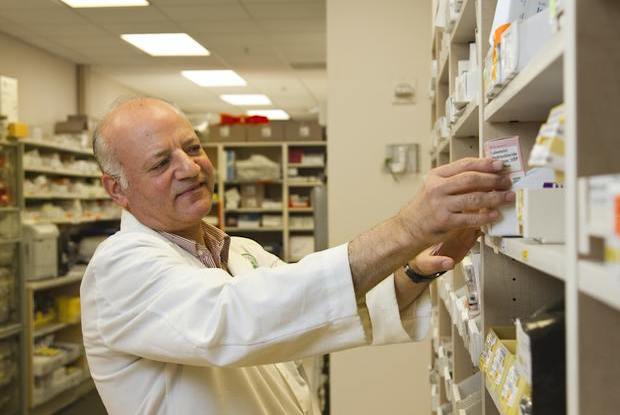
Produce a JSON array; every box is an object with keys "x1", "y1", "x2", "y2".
[
  {"x1": 428, "y1": 1, "x2": 620, "y2": 414},
  {"x1": 0, "y1": 139, "x2": 26, "y2": 415},
  {"x1": 16, "y1": 133, "x2": 120, "y2": 414}
]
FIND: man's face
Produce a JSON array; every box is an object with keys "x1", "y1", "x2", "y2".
[{"x1": 107, "y1": 101, "x2": 215, "y2": 232}]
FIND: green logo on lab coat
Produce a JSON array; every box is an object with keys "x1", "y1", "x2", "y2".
[{"x1": 241, "y1": 252, "x2": 258, "y2": 269}]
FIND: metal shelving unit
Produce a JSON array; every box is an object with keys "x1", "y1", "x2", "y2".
[{"x1": 204, "y1": 140, "x2": 327, "y2": 262}]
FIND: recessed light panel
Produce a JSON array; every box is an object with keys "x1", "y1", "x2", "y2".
[
  {"x1": 247, "y1": 109, "x2": 290, "y2": 120},
  {"x1": 181, "y1": 70, "x2": 247, "y2": 87},
  {"x1": 220, "y1": 94, "x2": 272, "y2": 106},
  {"x1": 61, "y1": 0, "x2": 149, "y2": 7},
  {"x1": 121, "y1": 33, "x2": 209, "y2": 56}
]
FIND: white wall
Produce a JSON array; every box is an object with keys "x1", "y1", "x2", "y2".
[
  {"x1": 0, "y1": 31, "x2": 76, "y2": 133},
  {"x1": 326, "y1": 0, "x2": 432, "y2": 413},
  {"x1": 83, "y1": 68, "x2": 141, "y2": 120},
  {"x1": 0, "y1": 31, "x2": 140, "y2": 130}
]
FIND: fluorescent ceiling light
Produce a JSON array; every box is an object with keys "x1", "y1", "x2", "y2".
[
  {"x1": 220, "y1": 94, "x2": 272, "y2": 106},
  {"x1": 121, "y1": 33, "x2": 209, "y2": 56},
  {"x1": 247, "y1": 109, "x2": 290, "y2": 120},
  {"x1": 181, "y1": 70, "x2": 247, "y2": 87},
  {"x1": 61, "y1": 0, "x2": 149, "y2": 7}
]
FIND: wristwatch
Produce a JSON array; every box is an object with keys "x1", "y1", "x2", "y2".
[{"x1": 403, "y1": 263, "x2": 446, "y2": 283}]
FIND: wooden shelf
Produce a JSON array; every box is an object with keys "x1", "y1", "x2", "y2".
[
  {"x1": 451, "y1": 102, "x2": 479, "y2": 137},
  {"x1": 289, "y1": 228, "x2": 314, "y2": 232},
  {"x1": 0, "y1": 238, "x2": 21, "y2": 245},
  {"x1": 289, "y1": 207, "x2": 314, "y2": 213},
  {"x1": 437, "y1": 138, "x2": 450, "y2": 156},
  {"x1": 450, "y1": 0, "x2": 476, "y2": 43},
  {"x1": 30, "y1": 376, "x2": 94, "y2": 415},
  {"x1": 287, "y1": 182, "x2": 324, "y2": 187},
  {"x1": 484, "y1": 236, "x2": 566, "y2": 281},
  {"x1": 484, "y1": 32, "x2": 564, "y2": 122},
  {"x1": 438, "y1": 49, "x2": 449, "y2": 84},
  {"x1": 0, "y1": 206, "x2": 20, "y2": 212},
  {"x1": 288, "y1": 163, "x2": 325, "y2": 168},
  {"x1": 22, "y1": 138, "x2": 93, "y2": 156},
  {"x1": 33, "y1": 322, "x2": 70, "y2": 339},
  {"x1": 24, "y1": 216, "x2": 121, "y2": 225},
  {"x1": 287, "y1": 141, "x2": 326, "y2": 146},
  {"x1": 0, "y1": 323, "x2": 22, "y2": 339},
  {"x1": 225, "y1": 227, "x2": 283, "y2": 232},
  {"x1": 25, "y1": 194, "x2": 110, "y2": 201},
  {"x1": 27, "y1": 267, "x2": 86, "y2": 291},
  {"x1": 578, "y1": 260, "x2": 620, "y2": 311},
  {"x1": 24, "y1": 166, "x2": 101, "y2": 179},
  {"x1": 224, "y1": 180, "x2": 283, "y2": 185},
  {"x1": 226, "y1": 208, "x2": 283, "y2": 213}
]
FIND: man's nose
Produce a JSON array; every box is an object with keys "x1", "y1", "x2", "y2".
[{"x1": 175, "y1": 150, "x2": 201, "y2": 179}]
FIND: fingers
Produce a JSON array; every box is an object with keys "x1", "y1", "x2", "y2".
[
  {"x1": 415, "y1": 254, "x2": 455, "y2": 275},
  {"x1": 443, "y1": 171, "x2": 512, "y2": 194},
  {"x1": 448, "y1": 191, "x2": 515, "y2": 212},
  {"x1": 451, "y1": 210, "x2": 502, "y2": 228},
  {"x1": 433, "y1": 157, "x2": 505, "y2": 178}
]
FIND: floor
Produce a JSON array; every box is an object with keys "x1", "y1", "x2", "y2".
[{"x1": 58, "y1": 390, "x2": 107, "y2": 415}]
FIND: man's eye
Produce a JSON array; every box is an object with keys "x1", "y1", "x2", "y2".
[
  {"x1": 151, "y1": 159, "x2": 169, "y2": 171},
  {"x1": 187, "y1": 145, "x2": 202, "y2": 154}
]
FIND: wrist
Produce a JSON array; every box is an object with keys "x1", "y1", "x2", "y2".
[{"x1": 403, "y1": 263, "x2": 446, "y2": 283}]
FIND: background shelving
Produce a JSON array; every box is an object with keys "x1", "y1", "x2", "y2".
[{"x1": 204, "y1": 140, "x2": 327, "y2": 263}]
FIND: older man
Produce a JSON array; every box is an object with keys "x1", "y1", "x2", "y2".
[{"x1": 81, "y1": 97, "x2": 512, "y2": 414}]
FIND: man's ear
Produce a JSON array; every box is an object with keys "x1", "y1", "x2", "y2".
[{"x1": 102, "y1": 174, "x2": 129, "y2": 209}]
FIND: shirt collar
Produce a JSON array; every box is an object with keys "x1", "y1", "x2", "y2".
[{"x1": 160, "y1": 221, "x2": 230, "y2": 268}]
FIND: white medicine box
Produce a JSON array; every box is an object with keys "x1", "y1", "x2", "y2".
[
  {"x1": 23, "y1": 223, "x2": 59, "y2": 280},
  {"x1": 517, "y1": 188, "x2": 565, "y2": 243}
]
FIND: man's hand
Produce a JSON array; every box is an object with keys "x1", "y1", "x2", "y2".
[
  {"x1": 410, "y1": 228, "x2": 482, "y2": 275},
  {"x1": 395, "y1": 228, "x2": 481, "y2": 311},
  {"x1": 349, "y1": 157, "x2": 511, "y2": 299},
  {"x1": 397, "y1": 157, "x2": 513, "y2": 246}
]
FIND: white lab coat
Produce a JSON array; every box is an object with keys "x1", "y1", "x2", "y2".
[{"x1": 81, "y1": 210, "x2": 431, "y2": 415}]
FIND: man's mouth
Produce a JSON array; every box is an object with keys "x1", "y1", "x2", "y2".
[{"x1": 176, "y1": 181, "x2": 207, "y2": 198}]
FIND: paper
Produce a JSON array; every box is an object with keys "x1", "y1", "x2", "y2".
[{"x1": 484, "y1": 135, "x2": 525, "y2": 183}]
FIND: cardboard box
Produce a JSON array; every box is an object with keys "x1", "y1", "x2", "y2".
[
  {"x1": 285, "y1": 121, "x2": 322, "y2": 141},
  {"x1": 246, "y1": 122, "x2": 285, "y2": 142},
  {"x1": 208, "y1": 124, "x2": 246, "y2": 142}
]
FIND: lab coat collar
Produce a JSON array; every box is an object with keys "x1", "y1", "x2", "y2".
[{"x1": 120, "y1": 209, "x2": 257, "y2": 277}]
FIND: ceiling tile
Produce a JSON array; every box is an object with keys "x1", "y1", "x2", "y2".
[
  {"x1": 0, "y1": 0, "x2": 65, "y2": 9},
  {"x1": 157, "y1": 4, "x2": 249, "y2": 21},
  {"x1": 244, "y1": 3, "x2": 325, "y2": 20},
  {"x1": 0, "y1": 6, "x2": 84, "y2": 23},
  {"x1": 150, "y1": 0, "x2": 238, "y2": 4},
  {"x1": 26, "y1": 22, "x2": 110, "y2": 37},
  {"x1": 258, "y1": 18, "x2": 325, "y2": 33},
  {"x1": 100, "y1": 20, "x2": 180, "y2": 34},
  {"x1": 74, "y1": 6, "x2": 169, "y2": 23},
  {"x1": 179, "y1": 19, "x2": 262, "y2": 34}
]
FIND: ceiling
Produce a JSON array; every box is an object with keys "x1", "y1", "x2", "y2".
[{"x1": 0, "y1": 0, "x2": 326, "y2": 119}]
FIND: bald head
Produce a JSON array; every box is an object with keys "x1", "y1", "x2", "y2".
[{"x1": 93, "y1": 97, "x2": 189, "y2": 189}]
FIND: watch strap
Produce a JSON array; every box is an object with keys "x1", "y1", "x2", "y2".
[{"x1": 403, "y1": 263, "x2": 446, "y2": 283}]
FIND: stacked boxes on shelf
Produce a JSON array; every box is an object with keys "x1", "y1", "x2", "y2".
[
  {"x1": 0, "y1": 137, "x2": 23, "y2": 415},
  {"x1": 213, "y1": 140, "x2": 326, "y2": 262}
]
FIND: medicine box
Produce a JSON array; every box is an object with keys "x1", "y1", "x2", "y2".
[
  {"x1": 285, "y1": 121, "x2": 322, "y2": 141},
  {"x1": 208, "y1": 124, "x2": 246, "y2": 143},
  {"x1": 246, "y1": 121, "x2": 285, "y2": 142},
  {"x1": 517, "y1": 188, "x2": 565, "y2": 243}
]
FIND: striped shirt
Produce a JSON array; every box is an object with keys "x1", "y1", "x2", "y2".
[{"x1": 160, "y1": 221, "x2": 230, "y2": 270}]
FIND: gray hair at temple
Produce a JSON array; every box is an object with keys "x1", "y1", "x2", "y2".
[{"x1": 92, "y1": 95, "x2": 184, "y2": 190}]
